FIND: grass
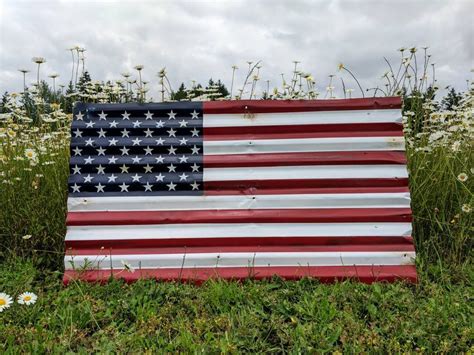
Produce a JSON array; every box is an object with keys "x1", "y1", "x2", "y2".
[{"x1": 0, "y1": 258, "x2": 472, "y2": 353}]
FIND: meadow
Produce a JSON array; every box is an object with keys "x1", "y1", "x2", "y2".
[{"x1": 0, "y1": 47, "x2": 472, "y2": 352}]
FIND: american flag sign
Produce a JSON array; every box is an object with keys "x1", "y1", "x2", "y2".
[{"x1": 64, "y1": 98, "x2": 417, "y2": 284}]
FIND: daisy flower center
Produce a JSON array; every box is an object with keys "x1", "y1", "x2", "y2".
[
  {"x1": 0, "y1": 299, "x2": 5, "y2": 306},
  {"x1": 24, "y1": 296, "x2": 32, "y2": 301}
]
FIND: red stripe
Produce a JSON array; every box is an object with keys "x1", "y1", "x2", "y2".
[
  {"x1": 204, "y1": 123, "x2": 403, "y2": 141},
  {"x1": 205, "y1": 178, "x2": 409, "y2": 194},
  {"x1": 65, "y1": 244, "x2": 415, "y2": 255},
  {"x1": 204, "y1": 151, "x2": 407, "y2": 168},
  {"x1": 65, "y1": 236, "x2": 414, "y2": 249},
  {"x1": 67, "y1": 208, "x2": 412, "y2": 226},
  {"x1": 63, "y1": 265, "x2": 417, "y2": 285},
  {"x1": 203, "y1": 97, "x2": 402, "y2": 114},
  {"x1": 206, "y1": 186, "x2": 410, "y2": 195}
]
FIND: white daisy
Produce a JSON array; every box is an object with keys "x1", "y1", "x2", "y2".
[
  {"x1": 0, "y1": 292, "x2": 13, "y2": 312},
  {"x1": 457, "y1": 173, "x2": 468, "y2": 182},
  {"x1": 17, "y1": 292, "x2": 38, "y2": 305}
]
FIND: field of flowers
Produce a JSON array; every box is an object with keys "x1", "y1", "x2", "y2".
[{"x1": 0, "y1": 47, "x2": 472, "y2": 352}]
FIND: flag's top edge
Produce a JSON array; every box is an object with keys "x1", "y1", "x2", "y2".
[{"x1": 73, "y1": 97, "x2": 402, "y2": 114}]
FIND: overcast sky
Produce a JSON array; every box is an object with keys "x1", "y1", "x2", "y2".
[{"x1": 0, "y1": 0, "x2": 472, "y2": 99}]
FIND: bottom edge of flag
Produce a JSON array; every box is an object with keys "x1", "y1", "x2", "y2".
[{"x1": 63, "y1": 265, "x2": 418, "y2": 285}]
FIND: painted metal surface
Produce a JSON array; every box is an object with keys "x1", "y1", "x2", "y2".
[{"x1": 63, "y1": 97, "x2": 417, "y2": 284}]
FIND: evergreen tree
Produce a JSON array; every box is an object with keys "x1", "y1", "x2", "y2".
[
  {"x1": 442, "y1": 87, "x2": 463, "y2": 110},
  {"x1": 0, "y1": 91, "x2": 9, "y2": 113},
  {"x1": 171, "y1": 82, "x2": 188, "y2": 101}
]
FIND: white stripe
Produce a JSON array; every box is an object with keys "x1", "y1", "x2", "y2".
[
  {"x1": 203, "y1": 109, "x2": 402, "y2": 127},
  {"x1": 204, "y1": 165, "x2": 408, "y2": 181},
  {"x1": 203, "y1": 137, "x2": 405, "y2": 154},
  {"x1": 64, "y1": 251, "x2": 416, "y2": 270},
  {"x1": 68, "y1": 193, "x2": 411, "y2": 212},
  {"x1": 66, "y1": 222, "x2": 412, "y2": 241}
]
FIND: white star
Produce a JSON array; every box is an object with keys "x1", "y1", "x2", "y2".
[
  {"x1": 143, "y1": 146, "x2": 153, "y2": 155},
  {"x1": 191, "y1": 145, "x2": 200, "y2": 154},
  {"x1": 144, "y1": 110, "x2": 154, "y2": 119},
  {"x1": 71, "y1": 183, "x2": 81, "y2": 192},
  {"x1": 85, "y1": 121, "x2": 95, "y2": 128},
  {"x1": 190, "y1": 128, "x2": 200, "y2": 137},
  {"x1": 190, "y1": 110, "x2": 200, "y2": 119},
  {"x1": 98, "y1": 111, "x2": 108, "y2": 120},
  {"x1": 167, "y1": 182, "x2": 177, "y2": 190},
  {"x1": 120, "y1": 146, "x2": 130, "y2": 155},
  {"x1": 119, "y1": 182, "x2": 129, "y2": 192},
  {"x1": 95, "y1": 183, "x2": 105, "y2": 193},
  {"x1": 143, "y1": 182, "x2": 153, "y2": 191},
  {"x1": 132, "y1": 137, "x2": 142, "y2": 146},
  {"x1": 168, "y1": 146, "x2": 177, "y2": 155},
  {"x1": 191, "y1": 163, "x2": 200, "y2": 172},
  {"x1": 75, "y1": 111, "x2": 84, "y2": 120},
  {"x1": 96, "y1": 165, "x2": 106, "y2": 174},
  {"x1": 132, "y1": 156, "x2": 142, "y2": 164},
  {"x1": 167, "y1": 164, "x2": 176, "y2": 172},
  {"x1": 108, "y1": 138, "x2": 118, "y2": 146},
  {"x1": 133, "y1": 120, "x2": 141, "y2": 128},
  {"x1": 144, "y1": 128, "x2": 154, "y2": 137},
  {"x1": 73, "y1": 147, "x2": 82, "y2": 156},
  {"x1": 72, "y1": 165, "x2": 81, "y2": 174},
  {"x1": 84, "y1": 156, "x2": 94, "y2": 164},
  {"x1": 97, "y1": 128, "x2": 107, "y2": 138},
  {"x1": 120, "y1": 164, "x2": 129, "y2": 173},
  {"x1": 168, "y1": 110, "x2": 177, "y2": 120},
  {"x1": 167, "y1": 128, "x2": 176, "y2": 137},
  {"x1": 155, "y1": 120, "x2": 165, "y2": 128},
  {"x1": 83, "y1": 174, "x2": 94, "y2": 183},
  {"x1": 109, "y1": 120, "x2": 118, "y2": 128},
  {"x1": 179, "y1": 173, "x2": 189, "y2": 181},
  {"x1": 107, "y1": 174, "x2": 118, "y2": 183},
  {"x1": 143, "y1": 164, "x2": 153, "y2": 173},
  {"x1": 179, "y1": 120, "x2": 188, "y2": 127},
  {"x1": 155, "y1": 173, "x2": 165, "y2": 182},
  {"x1": 85, "y1": 138, "x2": 94, "y2": 146},
  {"x1": 155, "y1": 155, "x2": 165, "y2": 163},
  {"x1": 96, "y1": 146, "x2": 106, "y2": 156},
  {"x1": 121, "y1": 128, "x2": 130, "y2": 137},
  {"x1": 179, "y1": 155, "x2": 189, "y2": 163},
  {"x1": 121, "y1": 111, "x2": 131, "y2": 120},
  {"x1": 179, "y1": 137, "x2": 188, "y2": 145},
  {"x1": 73, "y1": 129, "x2": 83, "y2": 138},
  {"x1": 155, "y1": 137, "x2": 165, "y2": 145},
  {"x1": 108, "y1": 156, "x2": 118, "y2": 164},
  {"x1": 131, "y1": 173, "x2": 142, "y2": 182},
  {"x1": 190, "y1": 181, "x2": 200, "y2": 190}
]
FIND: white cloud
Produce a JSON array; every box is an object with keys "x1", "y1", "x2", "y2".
[{"x1": 0, "y1": 0, "x2": 472, "y2": 99}]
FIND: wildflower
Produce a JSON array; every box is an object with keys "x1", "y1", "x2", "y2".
[
  {"x1": 25, "y1": 148, "x2": 38, "y2": 162},
  {"x1": 6, "y1": 128, "x2": 16, "y2": 138},
  {"x1": 451, "y1": 141, "x2": 461, "y2": 152},
  {"x1": 31, "y1": 57, "x2": 46, "y2": 64},
  {"x1": 461, "y1": 204, "x2": 472, "y2": 213},
  {"x1": 121, "y1": 260, "x2": 135, "y2": 272},
  {"x1": 17, "y1": 292, "x2": 37, "y2": 305},
  {"x1": 134, "y1": 65, "x2": 144, "y2": 71},
  {"x1": 22, "y1": 234, "x2": 33, "y2": 240},
  {"x1": 457, "y1": 173, "x2": 468, "y2": 182},
  {"x1": 337, "y1": 63, "x2": 344, "y2": 71},
  {"x1": 0, "y1": 293, "x2": 13, "y2": 312}
]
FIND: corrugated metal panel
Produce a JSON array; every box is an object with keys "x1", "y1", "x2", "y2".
[{"x1": 63, "y1": 97, "x2": 417, "y2": 284}]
